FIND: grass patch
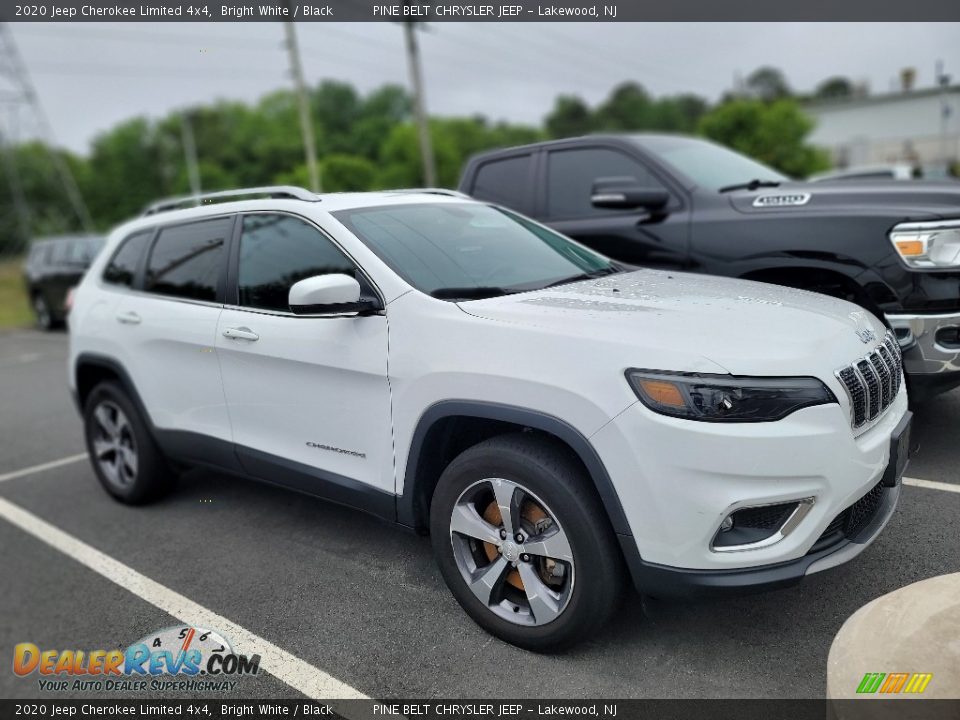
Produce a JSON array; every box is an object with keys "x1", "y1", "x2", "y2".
[{"x1": 0, "y1": 257, "x2": 34, "y2": 330}]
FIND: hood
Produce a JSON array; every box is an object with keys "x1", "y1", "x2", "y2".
[
  {"x1": 458, "y1": 269, "x2": 888, "y2": 379},
  {"x1": 728, "y1": 180, "x2": 960, "y2": 221}
]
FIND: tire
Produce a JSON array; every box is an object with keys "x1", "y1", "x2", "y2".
[
  {"x1": 430, "y1": 433, "x2": 624, "y2": 651},
  {"x1": 83, "y1": 381, "x2": 173, "y2": 504},
  {"x1": 33, "y1": 294, "x2": 54, "y2": 331}
]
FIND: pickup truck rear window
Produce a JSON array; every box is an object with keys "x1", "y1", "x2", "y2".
[{"x1": 471, "y1": 155, "x2": 531, "y2": 208}]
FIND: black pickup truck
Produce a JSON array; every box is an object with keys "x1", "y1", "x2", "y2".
[{"x1": 458, "y1": 134, "x2": 960, "y2": 401}]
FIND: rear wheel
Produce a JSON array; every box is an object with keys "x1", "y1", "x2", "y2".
[
  {"x1": 430, "y1": 433, "x2": 623, "y2": 651},
  {"x1": 33, "y1": 294, "x2": 53, "y2": 331},
  {"x1": 83, "y1": 382, "x2": 172, "y2": 504}
]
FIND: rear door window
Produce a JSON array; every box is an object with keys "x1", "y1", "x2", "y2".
[
  {"x1": 470, "y1": 155, "x2": 533, "y2": 212},
  {"x1": 144, "y1": 218, "x2": 231, "y2": 302}
]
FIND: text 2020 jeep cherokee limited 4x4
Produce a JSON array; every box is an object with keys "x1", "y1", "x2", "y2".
[
  {"x1": 69, "y1": 186, "x2": 912, "y2": 651},
  {"x1": 458, "y1": 134, "x2": 960, "y2": 401}
]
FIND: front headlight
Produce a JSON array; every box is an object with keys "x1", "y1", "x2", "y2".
[
  {"x1": 625, "y1": 370, "x2": 837, "y2": 422},
  {"x1": 890, "y1": 220, "x2": 960, "y2": 269}
]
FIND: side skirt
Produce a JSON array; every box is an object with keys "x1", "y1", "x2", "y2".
[{"x1": 154, "y1": 430, "x2": 397, "y2": 523}]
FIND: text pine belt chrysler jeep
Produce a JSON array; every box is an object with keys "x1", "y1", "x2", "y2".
[
  {"x1": 458, "y1": 134, "x2": 960, "y2": 401},
  {"x1": 69, "y1": 186, "x2": 912, "y2": 651}
]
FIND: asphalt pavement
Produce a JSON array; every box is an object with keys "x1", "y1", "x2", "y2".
[{"x1": 1, "y1": 329, "x2": 958, "y2": 700}]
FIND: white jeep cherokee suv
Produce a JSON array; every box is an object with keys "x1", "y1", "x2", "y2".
[{"x1": 69, "y1": 186, "x2": 912, "y2": 650}]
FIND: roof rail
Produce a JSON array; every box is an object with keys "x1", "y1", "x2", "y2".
[
  {"x1": 384, "y1": 188, "x2": 472, "y2": 199},
  {"x1": 142, "y1": 186, "x2": 319, "y2": 216}
]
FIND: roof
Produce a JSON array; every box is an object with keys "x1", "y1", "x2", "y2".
[
  {"x1": 805, "y1": 84, "x2": 960, "y2": 112},
  {"x1": 109, "y1": 187, "x2": 474, "y2": 242},
  {"x1": 141, "y1": 185, "x2": 469, "y2": 216}
]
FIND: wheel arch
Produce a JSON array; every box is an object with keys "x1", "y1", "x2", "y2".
[
  {"x1": 397, "y1": 401, "x2": 632, "y2": 538},
  {"x1": 74, "y1": 353, "x2": 154, "y2": 430}
]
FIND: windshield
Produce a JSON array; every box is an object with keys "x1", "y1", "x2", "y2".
[
  {"x1": 634, "y1": 135, "x2": 789, "y2": 192},
  {"x1": 333, "y1": 202, "x2": 616, "y2": 299}
]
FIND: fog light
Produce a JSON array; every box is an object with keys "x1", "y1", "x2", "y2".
[
  {"x1": 719, "y1": 515, "x2": 734, "y2": 532},
  {"x1": 935, "y1": 326, "x2": 960, "y2": 349}
]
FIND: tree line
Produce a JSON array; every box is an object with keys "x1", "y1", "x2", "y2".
[{"x1": 0, "y1": 66, "x2": 835, "y2": 254}]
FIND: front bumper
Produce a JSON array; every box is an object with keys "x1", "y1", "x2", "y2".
[
  {"x1": 590, "y1": 387, "x2": 908, "y2": 582},
  {"x1": 887, "y1": 311, "x2": 960, "y2": 399},
  {"x1": 619, "y1": 480, "x2": 900, "y2": 598}
]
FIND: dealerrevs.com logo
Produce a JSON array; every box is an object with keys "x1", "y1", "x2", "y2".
[
  {"x1": 856, "y1": 672, "x2": 934, "y2": 695},
  {"x1": 13, "y1": 625, "x2": 260, "y2": 693}
]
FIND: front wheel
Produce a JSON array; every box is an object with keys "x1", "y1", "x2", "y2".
[{"x1": 430, "y1": 433, "x2": 624, "y2": 651}]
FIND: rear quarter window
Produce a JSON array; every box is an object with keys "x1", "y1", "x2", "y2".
[{"x1": 103, "y1": 231, "x2": 153, "y2": 287}]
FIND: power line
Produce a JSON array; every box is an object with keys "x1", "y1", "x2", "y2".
[{"x1": 0, "y1": 23, "x2": 93, "y2": 234}]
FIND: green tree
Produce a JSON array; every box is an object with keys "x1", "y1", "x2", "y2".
[
  {"x1": 698, "y1": 98, "x2": 830, "y2": 178},
  {"x1": 745, "y1": 66, "x2": 792, "y2": 102},
  {"x1": 815, "y1": 76, "x2": 854, "y2": 101},
  {"x1": 595, "y1": 82, "x2": 653, "y2": 130},
  {"x1": 545, "y1": 95, "x2": 595, "y2": 138},
  {"x1": 321, "y1": 154, "x2": 377, "y2": 191}
]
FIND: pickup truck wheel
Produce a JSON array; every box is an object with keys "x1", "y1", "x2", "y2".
[
  {"x1": 83, "y1": 382, "x2": 172, "y2": 505},
  {"x1": 430, "y1": 433, "x2": 623, "y2": 651}
]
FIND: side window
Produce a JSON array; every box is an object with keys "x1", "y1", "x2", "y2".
[
  {"x1": 49, "y1": 240, "x2": 71, "y2": 265},
  {"x1": 103, "y1": 232, "x2": 152, "y2": 287},
  {"x1": 471, "y1": 155, "x2": 531, "y2": 209},
  {"x1": 546, "y1": 147, "x2": 666, "y2": 219},
  {"x1": 237, "y1": 214, "x2": 357, "y2": 312},
  {"x1": 27, "y1": 243, "x2": 50, "y2": 267},
  {"x1": 145, "y1": 218, "x2": 231, "y2": 302},
  {"x1": 66, "y1": 237, "x2": 104, "y2": 266}
]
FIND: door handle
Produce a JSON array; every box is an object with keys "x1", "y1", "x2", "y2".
[
  {"x1": 116, "y1": 311, "x2": 141, "y2": 325},
  {"x1": 222, "y1": 326, "x2": 259, "y2": 341}
]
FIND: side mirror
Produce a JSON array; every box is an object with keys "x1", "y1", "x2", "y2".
[
  {"x1": 591, "y1": 176, "x2": 670, "y2": 211},
  {"x1": 288, "y1": 274, "x2": 378, "y2": 315}
]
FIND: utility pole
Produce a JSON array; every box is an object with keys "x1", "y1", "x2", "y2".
[
  {"x1": 0, "y1": 23, "x2": 94, "y2": 234},
  {"x1": 180, "y1": 110, "x2": 202, "y2": 200},
  {"x1": 283, "y1": 20, "x2": 321, "y2": 192},
  {"x1": 402, "y1": 20, "x2": 436, "y2": 187},
  {"x1": 936, "y1": 60, "x2": 951, "y2": 165}
]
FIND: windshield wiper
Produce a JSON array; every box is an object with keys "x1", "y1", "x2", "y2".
[
  {"x1": 545, "y1": 265, "x2": 624, "y2": 289},
  {"x1": 718, "y1": 179, "x2": 782, "y2": 193},
  {"x1": 430, "y1": 286, "x2": 516, "y2": 300}
]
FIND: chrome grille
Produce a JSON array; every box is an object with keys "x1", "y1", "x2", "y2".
[{"x1": 836, "y1": 331, "x2": 903, "y2": 429}]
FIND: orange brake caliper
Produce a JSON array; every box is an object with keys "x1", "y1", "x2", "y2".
[{"x1": 481, "y1": 500, "x2": 548, "y2": 591}]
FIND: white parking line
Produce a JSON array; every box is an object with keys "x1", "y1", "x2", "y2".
[
  {"x1": 0, "y1": 496, "x2": 368, "y2": 700},
  {"x1": 0, "y1": 453, "x2": 87, "y2": 483},
  {"x1": 903, "y1": 476, "x2": 960, "y2": 494}
]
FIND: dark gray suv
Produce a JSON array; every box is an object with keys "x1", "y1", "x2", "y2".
[{"x1": 23, "y1": 235, "x2": 104, "y2": 329}]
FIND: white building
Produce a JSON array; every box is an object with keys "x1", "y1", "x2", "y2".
[{"x1": 806, "y1": 86, "x2": 960, "y2": 170}]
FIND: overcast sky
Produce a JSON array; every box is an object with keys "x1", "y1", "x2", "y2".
[{"x1": 6, "y1": 22, "x2": 960, "y2": 154}]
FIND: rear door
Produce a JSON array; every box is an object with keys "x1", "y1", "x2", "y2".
[
  {"x1": 541, "y1": 144, "x2": 691, "y2": 270},
  {"x1": 112, "y1": 216, "x2": 233, "y2": 452},
  {"x1": 215, "y1": 212, "x2": 394, "y2": 503}
]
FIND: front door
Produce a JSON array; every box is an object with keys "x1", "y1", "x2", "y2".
[
  {"x1": 542, "y1": 145, "x2": 690, "y2": 270},
  {"x1": 215, "y1": 212, "x2": 394, "y2": 504}
]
